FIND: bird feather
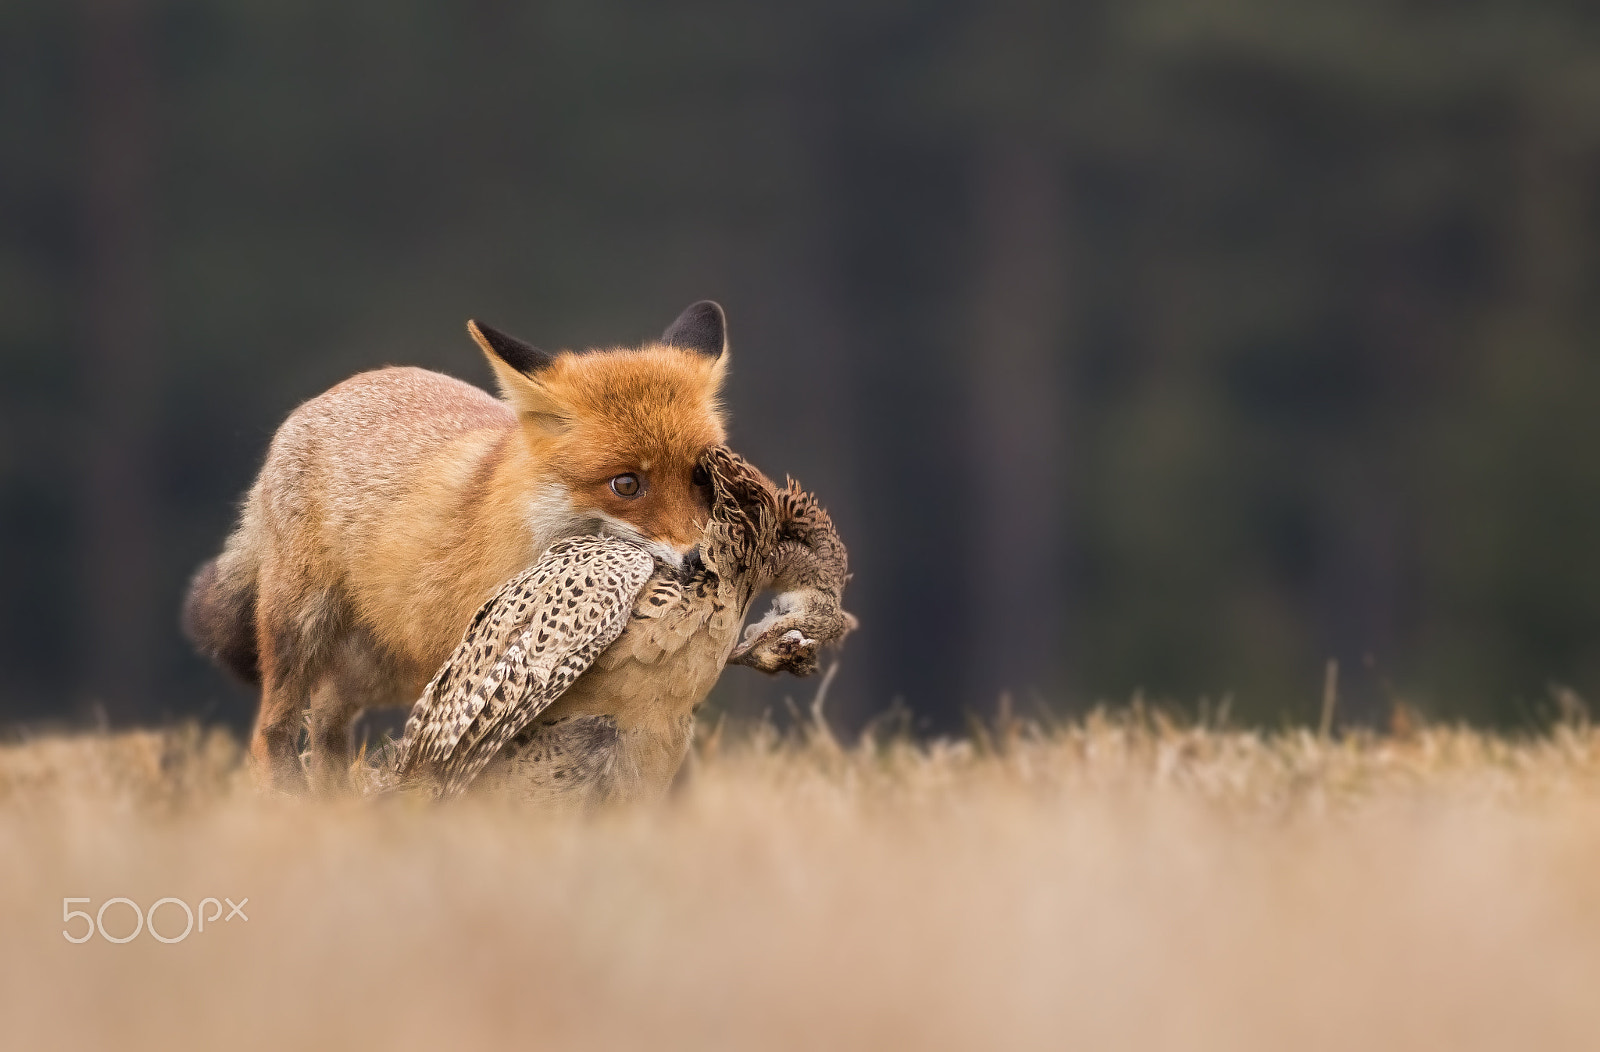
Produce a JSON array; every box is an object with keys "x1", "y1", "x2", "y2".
[{"x1": 393, "y1": 535, "x2": 654, "y2": 796}]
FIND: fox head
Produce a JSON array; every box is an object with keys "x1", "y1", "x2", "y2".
[{"x1": 469, "y1": 301, "x2": 730, "y2": 568}]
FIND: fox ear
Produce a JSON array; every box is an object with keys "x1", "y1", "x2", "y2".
[
  {"x1": 467, "y1": 319, "x2": 566, "y2": 422},
  {"x1": 468, "y1": 320, "x2": 554, "y2": 374},
  {"x1": 661, "y1": 300, "x2": 727, "y2": 359}
]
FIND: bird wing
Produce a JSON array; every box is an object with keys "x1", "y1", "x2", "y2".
[
  {"x1": 395, "y1": 535, "x2": 655, "y2": 796},
  {"x1": 595, "y1": 577, "x2": 701, "y2": 666}
]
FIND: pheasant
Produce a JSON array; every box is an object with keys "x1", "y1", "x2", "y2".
[{"x1": 386, "y1": 445, "x2": 852, "y2": 805}]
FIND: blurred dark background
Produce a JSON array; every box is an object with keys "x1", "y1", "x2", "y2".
[{"x1": 3, "y1": 0, "x2": 1600, "y2": 734}]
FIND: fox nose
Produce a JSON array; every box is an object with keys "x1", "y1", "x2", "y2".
[{"x1": 683, "y1": 546, "x2": 705, "y2": 575}]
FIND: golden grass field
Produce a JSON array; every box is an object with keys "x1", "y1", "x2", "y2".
[{"x1": 4, "y1": 708, "x2": 1600, "y2": 1051}]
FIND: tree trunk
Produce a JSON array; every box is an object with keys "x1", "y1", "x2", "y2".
[
  {"x1": 81, "y1": 0, "x2": 159, "y2": 722},
  {"x1": 964, "y1": 139, "x2": 1070, "y2": 709}
]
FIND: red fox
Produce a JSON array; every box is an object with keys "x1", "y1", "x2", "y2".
[{"x1": 183, "y1": 301, "x2": 730, "y2": 790}]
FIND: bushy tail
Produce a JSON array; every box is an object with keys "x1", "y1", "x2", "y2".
[{"x1": 181, "y1": 544, "x2": 260, "y2": 686}]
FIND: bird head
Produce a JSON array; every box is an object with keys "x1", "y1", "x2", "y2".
[{"x1": 693, "y1": 445, "x2": 780, "y2": 580}]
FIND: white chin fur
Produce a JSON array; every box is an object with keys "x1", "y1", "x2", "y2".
[{"x1": 590, "y1": 513, "x2": 690, "y2": 569}]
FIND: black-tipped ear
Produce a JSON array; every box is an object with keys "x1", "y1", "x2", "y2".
[
  {"x1": 467, "y1": 320, "x2": 554, "y2": 374},
  {"x1": 661, "y1": 300, "x2": 727, "y2": 359}
]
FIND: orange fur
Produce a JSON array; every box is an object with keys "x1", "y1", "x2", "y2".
[
  {"x1": 480, "y1": 336, "x2": 730, "y2": 559},
  {"x1": 184, "y1": 308, "x2": 730, "y2": 791}
]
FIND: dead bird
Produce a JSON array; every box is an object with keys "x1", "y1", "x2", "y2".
[{"x1": 387, "y1": 446, "x2": 852, "y2": 804}]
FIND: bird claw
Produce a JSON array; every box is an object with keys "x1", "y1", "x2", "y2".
[
  {"x1": 730, "y1": 621, "x2": 832, "y2": 676},
  {"x1": 779, "y1": 629, "x2": 816, "y2": 650}
]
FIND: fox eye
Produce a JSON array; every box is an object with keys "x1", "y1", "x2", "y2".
[
  {"x1": 692, "y1": 464, "x2": 709, "y2": 487},
  {"x1": 610, "y1": 473, "x2": 641, "y2": 498}
]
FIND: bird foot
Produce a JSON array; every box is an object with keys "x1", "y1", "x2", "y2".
[
  {"x1": 732, "y1": 624, "x2": 822, "y2": 676},
  {"x1": 729, "y1": 586, "x2": 856, "y2": 676}
]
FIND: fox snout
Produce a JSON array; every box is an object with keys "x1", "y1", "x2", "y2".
[{"x1": 610, "y1": 530, "x2": 703, "y2": 573}]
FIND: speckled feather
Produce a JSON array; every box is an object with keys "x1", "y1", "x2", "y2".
[{"x1": 392, "y1": 537, "x2": 653, "y2": 795}]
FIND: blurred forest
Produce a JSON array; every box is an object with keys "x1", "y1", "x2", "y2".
[{"x1": 3, "y1": 0, "x2": 1600, "y2": 733}]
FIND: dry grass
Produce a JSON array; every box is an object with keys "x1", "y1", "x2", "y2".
[{"x1": 4, "y1": 710, "x2": 1600, "y2": 1050}]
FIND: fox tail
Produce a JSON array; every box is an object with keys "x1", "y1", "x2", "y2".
[{"x1": 181, "y1": 540, "x2": 260, "y2": 686}]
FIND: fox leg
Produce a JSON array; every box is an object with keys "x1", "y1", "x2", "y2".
[
  {"x1": 305, "y1": 683, "x2": 356, "y2": 794},
  {"x1": 250, "y1": 583, "x2": 345, "y2": 792},
  {"x1": 252, "y1": 663, "x2": 310, "y2": 792},
  {"x1": 306, "y1": 632, "x2": 415, "y2": 793}
]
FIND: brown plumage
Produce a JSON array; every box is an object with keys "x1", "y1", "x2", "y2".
[
  {"x1": 388, "y1": 446, "x2": 852, "y2": 805},
  {"x1": 728, "y1": 474, "x2": 857, "y2": 676}
]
